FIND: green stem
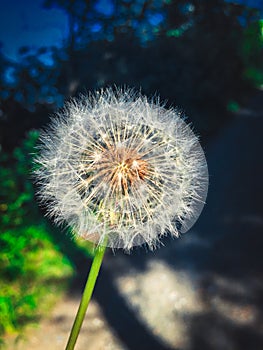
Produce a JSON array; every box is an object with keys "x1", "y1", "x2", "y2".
[{"x1": 65, "y1": 242, "x2": 107, "y2": 350}]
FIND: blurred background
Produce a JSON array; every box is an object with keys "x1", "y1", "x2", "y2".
[{"x1": 0, "y1": 0, "x2": 263, "y2": 349}]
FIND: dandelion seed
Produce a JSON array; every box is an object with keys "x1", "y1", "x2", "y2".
[{"x1": 34, "y1": 88, "x2": 208, "y2": 250}]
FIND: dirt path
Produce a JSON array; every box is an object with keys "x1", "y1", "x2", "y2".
[{"x1": 5, "y1": 296, "x2": 124, "y2": 350}]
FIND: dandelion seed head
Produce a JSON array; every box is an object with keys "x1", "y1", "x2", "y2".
[{"x1": 34, "y1": 88, "x2": 208, "y2": 250}]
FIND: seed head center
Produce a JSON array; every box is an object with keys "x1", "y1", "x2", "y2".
[{"x1": 101, "y1": 146, "x2": 149, "y2": 194}]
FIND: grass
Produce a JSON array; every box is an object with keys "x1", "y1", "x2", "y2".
[{"x1": 0, "y1": 131, "x2": 94, "y2": 346}]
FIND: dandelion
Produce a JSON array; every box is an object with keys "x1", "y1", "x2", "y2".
[
  {"x1": 35, "y1": 88, "x2": 208, "y2": 250},
  {"x1": 34, "y1": 87, "x2": 208, "y2": 349}
]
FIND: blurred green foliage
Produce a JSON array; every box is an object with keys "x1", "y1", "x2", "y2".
[
  {"x1": 0, "y1": 131, "x2": 74, "y2": 339},
  {"x1": 1, "y1": 1, "x2": 263, "y2": 151},
  {"x1": 241, "y1": 19, "x2": 263, "y2": 87}
]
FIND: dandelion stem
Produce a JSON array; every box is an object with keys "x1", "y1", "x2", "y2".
[{"x1": 65, "y1": 241, "x2": 107, "y2": 350}]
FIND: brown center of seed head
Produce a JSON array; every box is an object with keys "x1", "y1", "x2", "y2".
[{"x1": 99, "y1": 146, "x2": 149, "y2": 195}]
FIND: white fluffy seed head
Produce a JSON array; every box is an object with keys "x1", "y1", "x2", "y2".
[{"x1": 34, "y1": 87, "x2": 208, "y2": 250}]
